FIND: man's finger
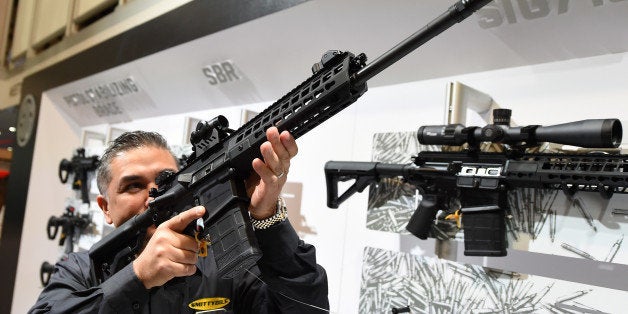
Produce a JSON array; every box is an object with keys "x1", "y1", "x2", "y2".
[
  {"x1": 252, "y1": 157, "x2": 270, "y2": 178},
  {"x1": 279, "y1": 130, "x2": 298, "y2": 158},
  {"x1": 267, "y1": 127, "x2": 291, "y2": 162},
  {"x1": 259, "y1": 142, "x2": 282, "y2": 175},
  {"x1": 167, "y1": 231, "x2": 202, "y2": 253},
  {"x1": 160, "y1": 206, "x2": 206, "y2": 233}
]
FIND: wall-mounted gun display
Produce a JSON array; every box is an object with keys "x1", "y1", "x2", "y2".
[
  {"x1": 325, "y1": 109, "x2": 625, "y2": 256},
  {"x1": 58, "y1": 148, "x2": 100, "y2": 205},
  {"x1": 40, "y1": 206, "x2": 92, "y2": 286},
  {"x1": 88, "y1": 0, "x2": 493, "y2": 284}
]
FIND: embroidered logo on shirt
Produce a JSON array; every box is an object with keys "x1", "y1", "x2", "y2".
[{"x1": 188, "y1": 297, "x2": 230, "y2": 311}]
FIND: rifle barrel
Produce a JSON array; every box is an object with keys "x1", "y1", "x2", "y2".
[{"x1": 352, "y1": 0, "x2": 491, "y2": 86}]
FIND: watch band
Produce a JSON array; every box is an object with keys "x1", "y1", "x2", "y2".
[{"x1": 250, "y1": 197, "x2": 288, "y2": 230}]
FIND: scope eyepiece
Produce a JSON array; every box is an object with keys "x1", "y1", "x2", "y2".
[{"x1": 418, "y1": 124, "x2": 470, "y2": 146}]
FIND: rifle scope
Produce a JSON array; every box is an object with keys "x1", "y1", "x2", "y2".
[{"x1": 417, "y1": 109, "x2": 622, "y2": 148}]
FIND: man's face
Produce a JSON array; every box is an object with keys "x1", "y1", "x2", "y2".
[{"x1": 97, "y1": 146, "x2": 178, "y2": 227}]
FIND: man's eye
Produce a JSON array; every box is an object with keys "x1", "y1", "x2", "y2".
[{"x1": 124, "y1": 183, "x2": 145, "y2": 191}]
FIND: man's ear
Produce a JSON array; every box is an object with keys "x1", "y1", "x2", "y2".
[{"x1": 97, "y1": 195, "x2": 113, "y2": 225}]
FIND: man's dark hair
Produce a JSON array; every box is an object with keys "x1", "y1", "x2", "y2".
[{"x1": 96, "y1": 131, "x2": 177, "y2": 196}]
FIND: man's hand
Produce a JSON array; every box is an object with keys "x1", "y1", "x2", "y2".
[
  {"x1": 132, "y1": 206, "x2": 206, "y2": 289},
  {"x1": 247, "y1": 127, "x2": 298, "y2": 220}
]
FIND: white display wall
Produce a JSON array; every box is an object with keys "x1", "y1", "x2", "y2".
[{"x1": 12, "y1": 51, "x2": 628, "y2": 313}]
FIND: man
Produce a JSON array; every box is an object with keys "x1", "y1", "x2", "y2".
[{"x1": 30, "y1": 127, "x2": 329, "y2": 313}]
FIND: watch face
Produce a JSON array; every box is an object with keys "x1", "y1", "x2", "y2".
[{"x1": 17, "y1": 94, "x2": 37, "y2": 147}]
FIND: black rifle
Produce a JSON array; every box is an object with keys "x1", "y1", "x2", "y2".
[
  {"x1": 59, "y1": 148, "x2": 100, "y2": 205},
  {"x1": 40, "y1": 206, "x2": 92, "y2": 286},
  {"x1": 88, "y1": 0, "x2": 493, "y2": 284},
  {"x1": 325, "y1": 109, "x2": 625, "y2": 256}
]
